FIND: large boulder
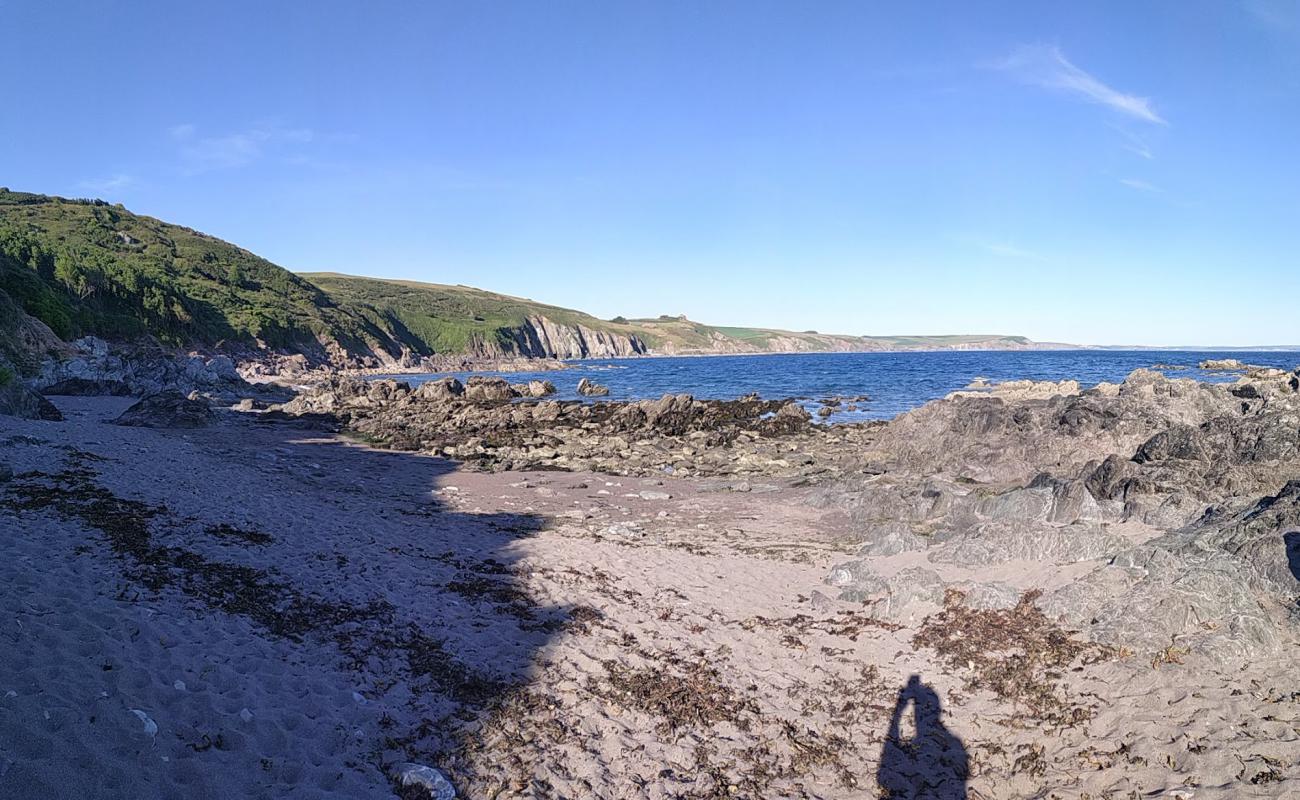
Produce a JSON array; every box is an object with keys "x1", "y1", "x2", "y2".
[
  {"x1": 511, "y1": 379, "x2": 556, "y2": 398},
  {"x1": 577, "y1": 377, "x2": 610, "y2": 397},
  {"x1": 414, "y1": 377, "x2": 465, "y2": 401},
  {"x1": 0, "y1": 363, "x2": 62, "y2": 421},
  {"x1": 113, "y1": 391, "x2": 215, "y2": 429},
  {"x1": 464, "y1": 376, "x2": 515, "y2": 402}
]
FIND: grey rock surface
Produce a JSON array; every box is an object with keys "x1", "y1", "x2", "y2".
[
  {"x1": 818, "y1": 366, "x2": 1300, "y2": 661},
  {"x1": 114, "y1": 391, "x2": 216, "y2": 429},
  {"x1": 577, "y1": 377, "x2": 610, "y2": 396}
]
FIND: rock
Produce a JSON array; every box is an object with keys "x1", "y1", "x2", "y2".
[
  {"x1": 414, "y1": 377, "x2": 465, "y2": 401},
  {"x1": 1198, "y1": 358, "x2": 1247, "y2": 371},
  {"x1": 0, "y1": 362, "x2": 62, "y2": 421},
  {"x1": 808, "y1": 362, "x2": 1300, "y2": 660},
  {"x1": 114, "y1": 391, "x2": 215, "y2": 429},
  {"x1": 953, "y1": 580, "x2": 1021, "y2": 610},
  {"x1": 0, "y1": 462, "x2": 12, "y2": 483},
  {"x1": 129, "y1": 709, "x2": 158, "y2": 737},
  {"x1": 930, "y1": 520, "x2": 1127, "y2": 566},
  {"x1": 638, "y1": 490, "x2": 672, "y2": 500},
  {"x1": 577, "y1": 378, "x2": 610, "y2": 396},
  {"x1": 828, "y1": 563, "x2": 946, "y2": 621},
  {"x1": 946, "y1": 378, "x2": 1080, "y2": 402},
  {"x1": 776, "y1": 401, "x2": 811, "y2": 423},
  {"x1": 512, "y1": 379, "x2": 556, "y2": 398},
  {"x1": 40, "y1": 378, "x2": 133, "y2": 396},
  {"x1": 35, "y1": 337, "x2": 254, "y2": 397},
  {"x1": 854, "y1": 522, "x2": 926, "y2": 556},
  {"x1": 464, "y1": 376, "x2": 515, "y2": 402},
  {"x1": 392, "y1": 762, "x2": 456, "y2": 799}
]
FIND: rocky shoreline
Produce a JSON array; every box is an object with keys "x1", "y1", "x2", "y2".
[{"x1": 3, "y1": 349, "x2": 1300, "y2": 797}]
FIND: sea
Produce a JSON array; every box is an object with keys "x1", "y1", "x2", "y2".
[{"x1": 379, "y1": 350, "x2": 1300, "y2": 423}]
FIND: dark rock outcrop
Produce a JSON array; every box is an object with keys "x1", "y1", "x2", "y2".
[
  {"x1": 0, "y1": 363, "x2": 62, "y2": 421},
  {"x1": 41, "y1": 377, "x2": 134, "y2": 396},
  {"x1": 114, "y1": 391, "x2": 215, "y2": 429},
  {"x1": 277, "y1": 376, "x2": 872, "y2": 479}
]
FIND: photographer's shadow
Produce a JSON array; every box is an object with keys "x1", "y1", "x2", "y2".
[{"x1": 877, "y1": 675, "x2": 969, "y2": 800}]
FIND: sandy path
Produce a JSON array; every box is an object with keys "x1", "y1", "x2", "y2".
[{"x1": 2, "y1": 398, "x2": 1297, "y2": 798}]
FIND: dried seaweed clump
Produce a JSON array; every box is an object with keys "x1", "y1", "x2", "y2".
[
  {"x1": 596, "y1": 652, "x2": 758, "y2": 734},
  {"x1": 913, "y1": 588, "x2": 1115, "y2": 729}
]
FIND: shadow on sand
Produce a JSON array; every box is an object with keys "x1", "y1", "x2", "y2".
[
  {"x1": 877, "y1": 675, "x2": 969, "y2": 800},
  {"x1": 231, "y1": 415, "x2": 578, "y2": 793},
  {"x1": 7, "y1": 398, "x2": 575, "y2": 796}
]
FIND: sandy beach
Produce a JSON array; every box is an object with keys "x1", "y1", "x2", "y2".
[{"x1": 3, "y1": 394, "x2": 1297, "y2": 798}]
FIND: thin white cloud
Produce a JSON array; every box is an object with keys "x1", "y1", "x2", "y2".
[
  {"x1": 170, "y1": 123, "x2": 316, "y2": 172},
  {"x1": 1109, "y1": 124, "x2": 1154, "y2": 159},
  {"x1": 1119, "y1": 177, "x2": 1162, "y2": 192},
  {"x1": 77, "y1": 173, "x2": 136, "y2": 194},
  {"x1": 981, "y1": 241, "x2": 1042, "y2": 259},
  {"x1": 994, "y1": 44, "x2": 1166, "y2": 125}
]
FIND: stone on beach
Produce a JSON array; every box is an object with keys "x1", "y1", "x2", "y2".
[
  {"x1": 392, "y1": 763, "x2": 456, "y2": 800},
  {"x1": 113, "y1": 390, "x2": 215, "y2": 428},
  {"x1": 0, "y1": 378, "x2": 62, "y2": 421}
]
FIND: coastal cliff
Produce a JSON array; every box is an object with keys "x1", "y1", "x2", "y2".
[
  {"x1": 505, "y1": 314, "x2": 648, "y2": 359},
  {"x1": 1, "y1": 188, "x2": 1060, "y2": 378}
]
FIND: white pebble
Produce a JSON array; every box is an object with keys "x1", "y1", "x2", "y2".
[
  {"x1": 130, "y1": 709, "x2": 158, "y2": 737},
  {"x1": 393, "y1": 763, "x2": 456, "y2": 800},
  {"x1": 239, "y1": 708, "x2": 254, "y2": 723},
  {"x1": 173, "y1": 680, "x2": 186, "y2": 691}
]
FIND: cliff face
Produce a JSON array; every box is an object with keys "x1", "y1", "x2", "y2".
[{"x1": 500, "y1": 315, "x2": 648, "y2": 359}]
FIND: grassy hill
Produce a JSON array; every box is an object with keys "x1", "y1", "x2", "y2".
[
  {"x1": 0, "y1": 188, "x2": 1062, "y2": 365},
  {"x1": 0, "y1": 188, "x2": 382, "y2": 354},
  {"x1": 300, "y1": 272, "x2": 650, "y2": 356},
  {"x1": 302, "y1": 274, "x2": 1051, "y2": 356}
]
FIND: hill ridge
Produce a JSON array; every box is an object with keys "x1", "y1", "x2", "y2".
[{"x1": 0, "y1": 188, "x2": 1067, "y2": 369}]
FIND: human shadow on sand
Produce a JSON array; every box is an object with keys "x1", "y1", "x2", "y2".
[{"x1": 876, "y1": 675, "x2": 969, "y2": 800}]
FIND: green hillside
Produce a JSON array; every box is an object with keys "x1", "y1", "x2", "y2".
[
  {"x1": 300, "y1": 272, "x2": 649, "y2": 355},
  {"x1": 0, "y1": 189, "x2": 1057, "y2": 365},
  {"x1": 0, "y1": 188, "x2": 381, "y2": 353}
]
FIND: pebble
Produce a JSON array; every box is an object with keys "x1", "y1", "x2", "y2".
[
  {"x1": 392, "y1": 763, "x2": 456, "y2": 800},
  {"x1": 130, "y1": 709, "x2": 158, "y2": 737}
]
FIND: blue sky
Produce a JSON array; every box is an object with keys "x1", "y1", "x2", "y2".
[{"x1": 4, "y1": 1, "x2": 1299, "y2": 345}]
